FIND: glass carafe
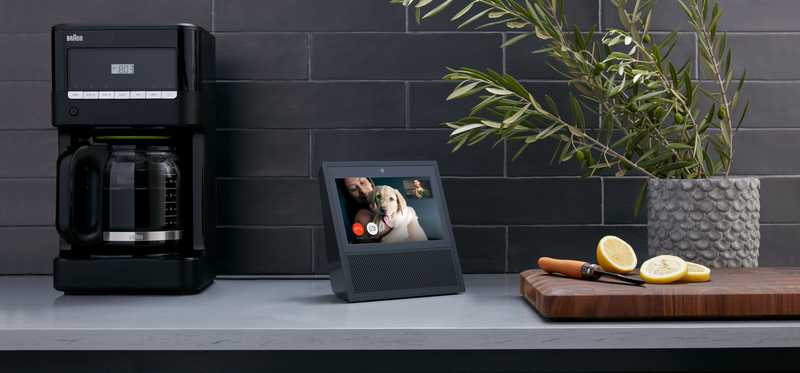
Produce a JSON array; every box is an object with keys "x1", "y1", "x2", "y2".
[{"x1": 103, "y1": 145, "x2": 182, "y2": 252}]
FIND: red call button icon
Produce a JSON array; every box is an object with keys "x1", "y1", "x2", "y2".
[{"x1": 352, "y1": 223, "x2": 365, "y2": 237}]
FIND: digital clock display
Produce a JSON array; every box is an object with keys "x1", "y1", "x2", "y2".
[
  {"x1": 68, "y1": 48, "x2": 176, "y2": 90},
  {"x1": 111, "y1": 64, "x2": 134, "y2": 75}
]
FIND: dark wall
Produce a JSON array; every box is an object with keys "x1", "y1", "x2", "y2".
[{"x1": 1, "y1": 0, "x2": 799, "y2": 275}]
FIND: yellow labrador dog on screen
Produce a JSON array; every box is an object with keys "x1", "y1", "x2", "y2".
[{"x1": 369, "y1": 185, "x2": 428, "y2": 243}]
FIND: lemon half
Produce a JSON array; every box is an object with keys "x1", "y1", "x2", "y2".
[
  {"x1": 639, "y1": 255, "x2": 689, "y2": 284},
  {"x1": 596, "y1": 235, "x2": 637, "y2": 274},
  {"x1": 683, "y1": 262, "x2": 712, "y2": 282}
]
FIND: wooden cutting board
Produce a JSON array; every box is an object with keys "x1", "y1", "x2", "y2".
[{"x1": 520, "y1": 267, "x2": 800, "y2": 320}]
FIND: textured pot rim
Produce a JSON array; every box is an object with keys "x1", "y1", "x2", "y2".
[{"x1": 648, "y1": 177, "x2": 760, "y2": 184}]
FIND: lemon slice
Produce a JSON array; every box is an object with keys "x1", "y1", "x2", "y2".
[
  {"x1": 596, "y1": 235, "x2": 637, "y2": 274},
  {"x1": 683, "y1": 262, "x2": 711, "y2": 282},
  {"x1": 639, "y1": 255, "x2": 689, "y2": 284}
]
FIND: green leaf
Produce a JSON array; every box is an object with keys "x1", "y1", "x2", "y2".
[
  {"x1": 653, "y1": 161, "x2": 693, "y2": 175},
  {"x1": 511, "y1": 142, "x2": 530, "y2": 160},
  {"x1": 544, "y1": 95, "x2": 559, "y2": 116},
  {"x1": 666, "y1": 143, "x2": 693, "y2": 150},
  {"x1": 458, "y1": 8, "x2": 491, "y2": 29},
  {"x1": 633, "y1": 89, "x2": 667, "y2": 102},
  {"x1": 451, "y1": 1, "x2": 476, "y2": 20},
  {"x1": 486, "y1": 87, "x2": 514, "y2": 96},
  {"x1": 534, "y1": 26, "x2": 551, "y2": 39},
  {"x1": 503, "y1": 104, "x2": 531, "y2": 125},
  {"x1": 447, "y1": 81, "x2": 480, "y2": 100},
  {"x1": 501, "y1": 32, "x2": 532, "y2": 48},
  {"x1": 470, "y1": 94, "x2": 501, "y2": 115},
  {"x1": 450, "y1": 123, "x2": 484, "y2": 136},
  {"x1": 569, "y1": 95, "x2": 585, "y2": 128},
  {"x1": 422, "y1": 0, "x2": 453, "y2": 19},
  {"x1": 737, "y1": 101, "x2": 750, "y2": 130},
  {"x1": 481, "y1": 120, "x2": 503, "y2": 128},
  {"x1": 488, "y1": 11, "x2": 506, "y2": 19}
]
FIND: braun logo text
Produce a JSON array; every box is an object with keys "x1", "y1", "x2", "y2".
[{"x1": 66, "y1": 34, "x2": 84, "y2": 42}]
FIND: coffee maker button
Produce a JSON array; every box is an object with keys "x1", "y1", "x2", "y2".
[
  {"x1": 68, "y1": 107, "x2": 79, "y2": 116},
  {"x1": 114, "y1": 91, "x2": 131, "y2": 99},
  {"x1": 146, "y1": 91, "x2": 162, "y2": 99},
  {"x1": 161, "y1": 91, "x2": 178, "y2": 99},
  {"x1": 130, "y1": 91, "x2": 146, "y2": 99},
  {"x1": 67, "y1": 91, "x2": 83, "y2": 99},
  {"x1": 99, "y1": 91, "x2": 114, "y2": 99},
  {"x1": 83, "y1": 91, "x2": 99, "y2": 99}
]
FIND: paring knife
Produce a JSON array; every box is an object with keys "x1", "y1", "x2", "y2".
[{"x1": 537, "y1": 257, "x2": 646, "y2": 285}]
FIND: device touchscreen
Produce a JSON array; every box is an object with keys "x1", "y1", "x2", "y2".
[{"x1": 335, "y1": 177, "x2": 444, "y2": 245}]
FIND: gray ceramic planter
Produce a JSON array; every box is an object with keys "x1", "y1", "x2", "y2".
[{"x1": 647, "y1": 178, "x2": 760, "y2": 268}]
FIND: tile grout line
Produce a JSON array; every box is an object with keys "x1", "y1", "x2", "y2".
[
  {"x1": 598, "y1": 0, "x2": 603, "y2": 31},
  {"x1": 501, "y1": 33, "x2": 507, "y2": 75},
  {"x1": 307, "y1": 130, "x2": 313, "y2": 179},
  {"x1": 309, "y1": 227, "x2": 316, "y2": 274},
  {"x1": 405, "y1": 82, "x2": 411, "y2": 129},
  {"x1": 504, "y1": 225, "x2": 510, "y2": 273},
  {"x1": 211, "y1": 0, "x2": 215, "y2": 32},
  {"x1": 600, "y1": 177, "x2": 605, "y2": 225},
  {"x1": 307, "y1": 33, "x2": 313, "y2": 81},
  {"x1": 405, "y1": 4, "x2": 409, "y2": 33}
]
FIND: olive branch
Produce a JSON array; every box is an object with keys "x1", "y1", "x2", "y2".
[{"x1": 391, "y1": 0, "x2": 748, "y2": 212}]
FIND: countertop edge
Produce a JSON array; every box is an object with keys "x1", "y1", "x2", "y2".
[{"x1": 2, "y1": 326, "x2": 799, "y2": 351}]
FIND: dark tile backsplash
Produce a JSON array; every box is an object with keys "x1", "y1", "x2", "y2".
[
  {"x1": 711, "y1": 34, "x2": 800, "y2": 80},
  {"x1": 311, "y1": 130, "x2": 504, "y2": 176},
  {"x1": 0, "y1": 179, "x2": 55, "y2": 226},
  {"x1": 216, "y1": 228, "x2": 313, "y2": 274},
  {"x1": 0, "y1": 82, "x2": 50, "y2": 129},
  {"x1": 217, "y1": 178, "x2": 322, "y2": 226},
  {"x1": 214, "y1": 82, "x2": 405, "y2": 129},
  {"x1": 1, "y1": 0, "x2": 799, "y2": 274},
  {"x1": 444, "y1": 178, "x2": 602, "y2": 225},
  {"x1": 215, "y1": 33, "x2": 309, "y2": 80},
  {"x1": 0, "y1": 34, "x2": 49, "y2": 81},
  {"x1": 214, "y1": 0, "x2": 404, "y2": 32},
  {"x1": 0, "y1": 131, "x2": 57, "y2": 178},
  {"x1": 0, "y1": 0, "x2": 212, "y2": 33},
  {"x1": 311, "y1": 33, "x2": 503, "y2": 80},
  {"x1": 217, "y1": 130, "x2": 310, "y2": 177}
]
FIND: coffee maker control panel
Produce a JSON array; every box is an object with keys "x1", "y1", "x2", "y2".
[
  {"x1": 67, "y1": 91, "x2": 178, "y2": 99},
  {"x1": 51, "y1": 25, "x2": 215, "y2": 128}
]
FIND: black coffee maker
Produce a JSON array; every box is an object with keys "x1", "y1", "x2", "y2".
[{"x1": 52, "y1": 24, "x2": 216, "y2": 294}]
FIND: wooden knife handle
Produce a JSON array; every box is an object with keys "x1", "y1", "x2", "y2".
[{"x1": 537, "y1": 257, "x2": 587, "y2": 279}]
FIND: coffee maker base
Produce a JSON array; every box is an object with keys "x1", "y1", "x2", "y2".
[{"x1": 53, "y1": 255, "x2": 214, "y2": 294}]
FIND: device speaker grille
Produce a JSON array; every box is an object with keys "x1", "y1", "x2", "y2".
[{"x1": 347, "y1": 250, "x2": 457, "y2": 293}]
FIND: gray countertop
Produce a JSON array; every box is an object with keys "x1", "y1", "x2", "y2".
[{"x1": 1, "y1": 275, "x2": 798, "y2": 351}]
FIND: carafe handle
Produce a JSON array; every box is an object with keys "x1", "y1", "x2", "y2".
[{"x1": 56, "y1": 144, "x2": 109, "y2": 245}]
